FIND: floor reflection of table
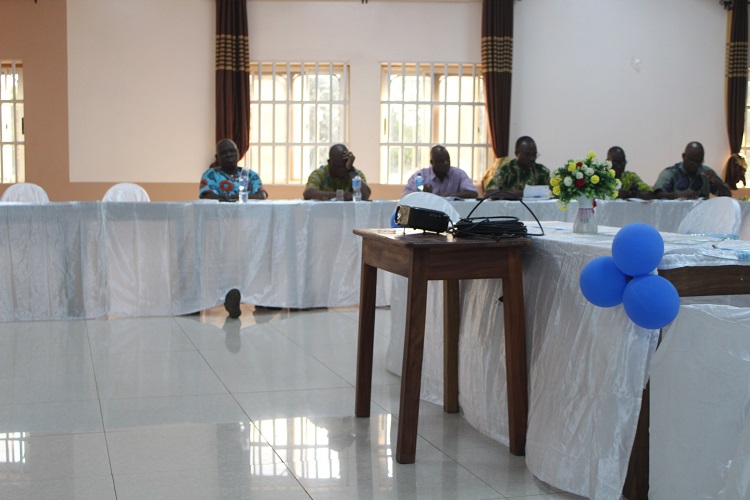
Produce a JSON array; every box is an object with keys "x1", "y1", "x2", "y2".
[{"x1": 353, "y1": 228, "x2": 530, "y2": 463}]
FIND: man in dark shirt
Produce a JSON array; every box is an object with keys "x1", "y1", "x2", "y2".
[{"x1": 653, "y1": 142, "x2": 731, "y2": 199}]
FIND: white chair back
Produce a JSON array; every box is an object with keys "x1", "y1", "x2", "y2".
[
  {"x1": 0, "y1": 183, "x2": 49, "y2": 203},
  {"x1": 103, "y1": 183, "x2": 150, "y2": 202},
  {"x1": 399, "y1": 191, "x2": 461, "y2": 223},
  {"x1": 677, "y1": 197, "x2": 741, "y2": 239}
]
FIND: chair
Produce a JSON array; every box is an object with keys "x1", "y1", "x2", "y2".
[
  {"x1": 0, "y1": 183, "x2": 49, "y2": 203},
  {"x1": 399, "y1": 191, "x2": 461, "y2": 224},
  {"x1": 103, "y1": 183, "x2": 150, "y2": 202},
  {"x1": 677, "y1": 197, "x2": 741, "y2": 239}
]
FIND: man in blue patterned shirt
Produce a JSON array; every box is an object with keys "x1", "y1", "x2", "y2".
[{"x1": 199, "y1": 139, "x2": 267, "y2": 201}]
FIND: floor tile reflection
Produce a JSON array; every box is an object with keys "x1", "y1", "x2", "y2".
[{"x1": 0, "y1": 305, "x2": 584, "y2": 499}]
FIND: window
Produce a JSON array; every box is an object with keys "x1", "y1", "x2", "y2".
[
  {"x1": 0, "y1": 61, "x2": 24, "y2": 184},
  {"x1": 380, "y1": 62, "x2": 491, "y2": 185},
  {"x1": 248, "y1": 62, "x2": 349, "y2": 184}
]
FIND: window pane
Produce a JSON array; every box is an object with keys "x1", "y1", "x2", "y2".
[
  {"x1": 1, "y1": 103, "x2": 13, "y2": 142},
  {"x1": 316, "y1": 105, "x2": 329, "y2": 143},
  {"x1": 2, "y1": 145, "x2": 15, "y2": 183},
  {"x1": 403, "y1": 104, "x2": 417, "y2": 144},
  {"x1": 459, "y1": 106, "x2": 473, "y2": 143},
  {"x1": 388, "y1": 104, "x2": 402, "y2": 143},
  {"x1": 274, "y1": 104, "x2": 287, "y2": 143},
  {"x1": 259, "y1": 104, "x2": 274, "y2": 143}
]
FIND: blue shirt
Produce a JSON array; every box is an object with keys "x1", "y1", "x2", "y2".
[{"x1": 199, "y1": 167, "x2": 263, "y2": 199}]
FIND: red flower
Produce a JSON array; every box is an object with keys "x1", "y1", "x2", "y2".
[
  {"x1": 574, "y1": 178, "x2": 586, "y2": 188},
  {"x1": 219, "y1": 180, "x2": 233, "y2": 193},
  {"x1": 576, "y1": 161, "x2": 583, "y2": 167}
]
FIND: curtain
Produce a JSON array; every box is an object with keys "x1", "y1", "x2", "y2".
[
  {"x1": 216, "y1": 0, "x2": 250, "y2": 159},
  {"x1": 725, "y1": 0, "x2": 748, "y2": 189},
  {"x1": 481, "y1": 0, "x2": 514, "y2": 160}
]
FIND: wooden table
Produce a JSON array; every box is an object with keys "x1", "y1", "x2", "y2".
[
  {"x1": 353, "y1": 228, "x2": 531, "y2": 464},
  {"x1": 623, "y1": 265, "x2": 750, "y2": 499}
]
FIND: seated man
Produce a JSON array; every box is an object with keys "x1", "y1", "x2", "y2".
[
  {"x1": 607, "y1": 146, "x2": 653, "y2": 199},
  {"x1": 303, "y1": 144, "x2": 371, "y2": 201},
  {"x1": 402, "y1": 145, "x2": 478, "y2": 198},
  {"x1": 653, "y1": 141, "x2": 731, "y2": 199},
  {"x1": 485, "y1": 136, "x2": 550, "y2": 199},
  {"x1": 200, "y1": 138, "x2": 267, "y2": 201}
]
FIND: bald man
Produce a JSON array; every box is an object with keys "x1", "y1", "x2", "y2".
[
  {"x1": 402, "y1": 145, "x2": 477, "y2": 198},
  {"x1": 303, "y1": 144, "x2": 371, "y2": 201},
  {"x1": 199, "y1": 138, "x2": 267, "y2": 201},
  {"x1": 653, "y1": 142, "x2": 731, "y2": 199}
]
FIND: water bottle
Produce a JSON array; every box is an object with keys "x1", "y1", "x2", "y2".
[
  {"x1": 238, "y1": 170, "x2": 249, "y2": 203},
  {"x1": 352, "y1": 173, "x2": 362, "y2": 202},
  {"x1": 415, "y1": 172, "x2": 424, "y2": 192}
]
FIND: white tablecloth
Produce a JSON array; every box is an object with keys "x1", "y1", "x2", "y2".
[
  {"x1": 448, "y1": 198, "x2": 750, "y2": 234},
  {"x1": 0, "y1": 200, "x2": 398, "y2": 321},
  {"x1": 385, "y1": 222, "x2": 750, "y2": 499},
  {"x1": 651, "y1": 303, "x2": 750, "y2": 500}
]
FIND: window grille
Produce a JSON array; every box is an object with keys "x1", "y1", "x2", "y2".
[
  {"x1": 0, "y1": 61, "x2": 24, "y2": 184},
  {"x1": 380, "y1": 62, "x2": 490, "y2": 185},
  {"x1": 248, "y1": 62, "x2": 349, "y2": 184}
]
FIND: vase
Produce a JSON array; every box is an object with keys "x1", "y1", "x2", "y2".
[{"x1": 573, "y1": 196, "x2": 598, "y2": 234}]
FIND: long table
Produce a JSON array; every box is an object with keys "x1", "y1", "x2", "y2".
[
  {"x1": 1, "y1": 198, "x2": 745, "y2": 322},
  {"x1": 0, "y1": 200, "x2": 398, "y2": 321},
  {"x1": 384, "y1": 222, "x2": 750, "y2": 499}
]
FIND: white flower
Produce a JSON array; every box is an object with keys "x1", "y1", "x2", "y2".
[
  {"x1": 575, "y1": 171, "x2": 584, "y2": 179},
  {"x1": 585, "y1": 168, "x2": 594, "y2": 176},
  {"x1": 604, "y1": 160, "x2": 612, "y2": 168},
  {"x1": 615, "y1": 179, "x2": 622, "y2": 189},
  {"x1": 564, "y1": 176, "x2": 573, "y2": 186}
]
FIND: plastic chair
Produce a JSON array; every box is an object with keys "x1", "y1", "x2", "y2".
[
  {"x1": 399, "y1": 191, "x2": 461, "y2": 224},
  {"x1": 677, "y1": 197, "x2": 741, "y2": 239},
  {"x1": 103, "y1": 183, "x2": 150, "y2": 202},
  {"x1": 0, "y1": 183, "x2": 49, "y2": 203}
]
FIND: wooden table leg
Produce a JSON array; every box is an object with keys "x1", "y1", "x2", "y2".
[
  {"x1": 443, "y1": 279, "x2": 460, "y2": 413},
  {"x1": 355, "y1": 256, "x2": 378, "y2": 418},
  {"x1": 396, "y1": 248, "x2": 429, "y2": 464},
  {"x1": 502, "y1": 248, "x2": 528, "y2": 456}
]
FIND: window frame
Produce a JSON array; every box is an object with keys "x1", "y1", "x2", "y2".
[
  {"x1": 379, "y1": 62, "x2": 491, "y2": 185},
  {"x1": 0, "y1": 60, "x2": 24, "y2": 184},
  {"x1": 247, "y1": 61, "x2": 350, "y2": 185}
]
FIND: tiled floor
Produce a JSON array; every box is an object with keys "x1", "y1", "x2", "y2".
[{"x1": 0, "y1": 305, "x2": 583, "y2": 499}]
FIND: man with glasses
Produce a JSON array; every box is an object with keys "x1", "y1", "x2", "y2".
[
  {"x1": 653, "y1": 141, "x2": 731, "y2": 199},
  {"x1": 485, "y1": 136, "x2": 549, "y2": 199}
]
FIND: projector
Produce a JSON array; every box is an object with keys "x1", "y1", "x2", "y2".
[{"x1": 394, "y1": 204, "x2": 450, "y2": 233}]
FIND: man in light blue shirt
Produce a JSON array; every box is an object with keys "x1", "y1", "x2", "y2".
[{"x1": 402, "y1": 145, "x2": 478, "y2": 198}]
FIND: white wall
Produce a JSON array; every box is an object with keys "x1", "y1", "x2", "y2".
[
  {"x1": 512, "y1": 0, "x2": 726, "y2": 184},
  {"x1": 67, "y1": 0, "x2": 729, "y2": 185}
]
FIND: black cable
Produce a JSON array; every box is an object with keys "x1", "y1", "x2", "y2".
[{"x1": 449, "y1": 191, "x2": 545, "y2": 240}]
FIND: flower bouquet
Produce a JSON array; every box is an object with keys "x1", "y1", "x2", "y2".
[{"x1": 550, "y1": 152, "x2": 622, "y2": 234}]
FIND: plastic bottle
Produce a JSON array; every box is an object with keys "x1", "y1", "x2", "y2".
[
  {"x1": 238, "y1": 170, "x2": 249, "y2": 203},
  {"x1": 415, "y1": 172, "x2": 424, "y2": 192},
  {"x1": 352, "y1": 173, "x2": 362, "y2": 202}
]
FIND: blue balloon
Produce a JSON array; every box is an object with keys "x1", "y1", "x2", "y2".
[
  {"x1": 612, "y1": 223, "x2": 664, "y2": 277},
  {"x1": 623, "y1": 275, "x2": 680, "y2": 329},
  {"x1": 390, "y1": 211, "x2": 399, "y2": 228},
  {"x1": 579, "y1": 256, "x2": 628, "y2": 307}
]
